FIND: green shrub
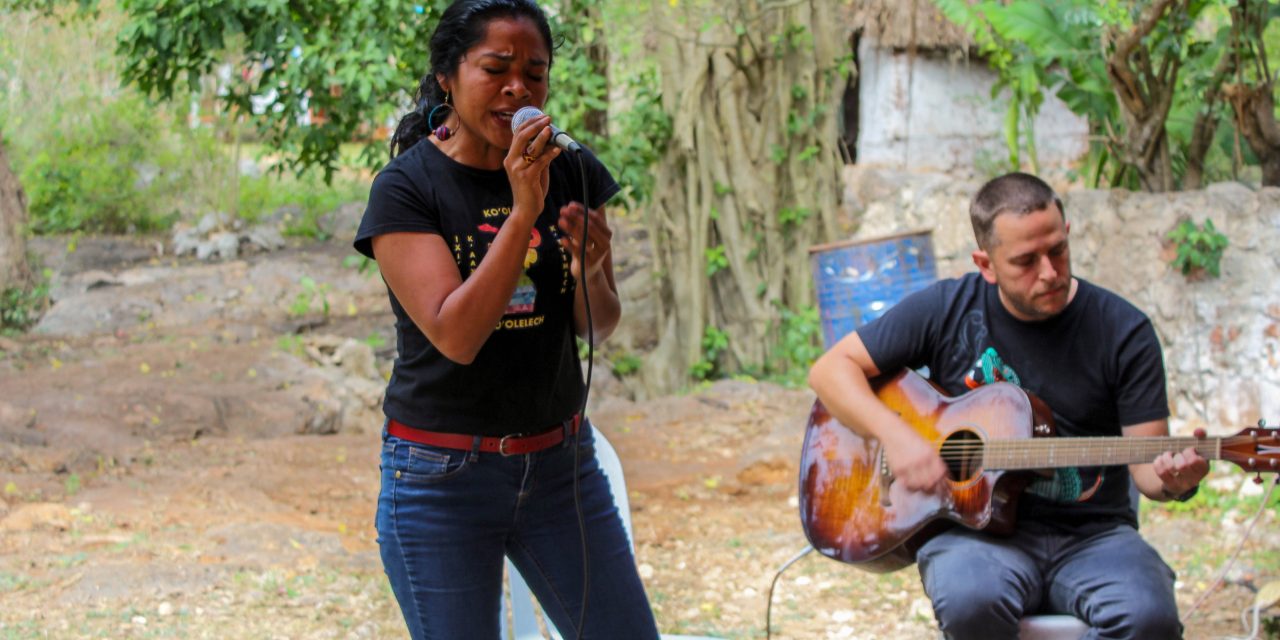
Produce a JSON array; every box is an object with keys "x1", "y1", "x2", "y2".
[
  {"x1": 1168, "y1": 218, "x2": 1229, "y2": 278},
  {"x1": 691, "y1": 326, "x2": 729, "y2": 381},
  {"x1": 18, "y1": 95, "x2": 185, "y2": 234},
  {"x1": 769, "y1": 303, "x2": 823, "y2": 387},
  {"x1": 1, "y1": 269, "x2": 51, "y2": 335},
  {"x1": 611, "y1": 352, "x2": 642, "y2": 377}
]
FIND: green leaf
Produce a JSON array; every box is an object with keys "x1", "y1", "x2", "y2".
[{"x1": 988, "y1": 3, "x2": 1077, "y2": 59}]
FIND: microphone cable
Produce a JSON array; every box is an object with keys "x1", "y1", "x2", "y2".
[
  {"x1": 569, "y1": 148, "x2": 592, "y2": 640},
  {"x1": 1182, "y1": 470, "x2": 1278, "y2": 632},
  {"x1": 513, "y1": 106, "x2": 594, "y2": 640},
  {"x1": 765, "y1": 545, "x2": 814, "y2": 639}
]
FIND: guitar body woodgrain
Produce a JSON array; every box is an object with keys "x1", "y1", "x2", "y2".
[{"x1": 798, "y1": 369, "x2": 1055, "y2": 573}]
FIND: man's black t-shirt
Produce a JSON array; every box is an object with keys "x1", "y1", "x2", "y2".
[
  {"x1": 354, "y1": 139, "x2": 620, "y2": 437},
  {"x1": 857, "y1": 273, "x2": 1169, "y2": 533}
]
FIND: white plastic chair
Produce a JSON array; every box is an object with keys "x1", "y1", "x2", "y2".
[
  {"x1": 1016, "y1": 615, "x2": 1088, "y2": 639},
  {"x1": 502, "y1": 427, "x2": 716, "y2": 640}
]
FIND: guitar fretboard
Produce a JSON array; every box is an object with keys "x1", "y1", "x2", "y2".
[{"x1": 980, "y1": 436, "x2": 1222, "y2": 470}]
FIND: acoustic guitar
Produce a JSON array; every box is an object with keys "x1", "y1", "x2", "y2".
[{"x1": 798, "y1": 368, "x2": 1280, "y2": 573}]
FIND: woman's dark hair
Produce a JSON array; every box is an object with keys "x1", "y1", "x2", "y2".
[{"x1": 389, "y1": 0, "x2": 554, "y2": 158}]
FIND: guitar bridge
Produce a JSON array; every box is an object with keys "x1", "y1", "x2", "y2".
[{"x1": 879, "y1": 454, "x2": 893, "y2": 507}]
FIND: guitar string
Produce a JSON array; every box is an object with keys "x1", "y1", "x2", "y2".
[{"x1": 926, "y1": 436, "x2": 1265, "y2": 466}]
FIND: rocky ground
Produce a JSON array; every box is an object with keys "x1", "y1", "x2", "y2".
[{"x1": 0, "y1": 228, "x2": 1276, "y2": 639}]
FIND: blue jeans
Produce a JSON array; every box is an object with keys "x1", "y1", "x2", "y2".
[
  {"x1": 917, "y1": 523, "x2": 1181, "y2": 640},
  {"x1": 375, "y1": 420, "x2": 659, "y2": 640}
]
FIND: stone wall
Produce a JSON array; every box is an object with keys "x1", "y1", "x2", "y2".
[
  {"x1": 844, "y1": 166, "x2": 1280, "y2": 435},
  {"x1": 855, "y1": 39, "x2": 1089, "y2": 174}
]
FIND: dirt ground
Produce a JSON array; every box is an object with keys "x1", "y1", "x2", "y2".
[{"x1": 0, "y1": 232, "x2": 1276, "y2": 639}]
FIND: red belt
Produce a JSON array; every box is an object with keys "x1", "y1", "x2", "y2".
[{"x1": 387, "y1": 415, "x2": 582, "y2": 456}]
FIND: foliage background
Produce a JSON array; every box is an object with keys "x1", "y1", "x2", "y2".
[{"x1": 6, "y1": 0, "x2": 1280, "y2": 383}]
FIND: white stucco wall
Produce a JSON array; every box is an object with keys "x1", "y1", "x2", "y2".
[{"x1": 856, "y1": 38, "x2": 1089, "y2": 174}]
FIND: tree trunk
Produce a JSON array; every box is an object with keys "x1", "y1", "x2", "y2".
[
  {"x1": 0, "y1": 142, "x2": 31, "y2": 293},
  {"x1": 1222, "y1": 0, "x2": 1280, "y2": 187},
  {"x1": 1182, "y1": 49, "x2": 1235, "y2": 190},
  {"x1": 641, "y1": 0, "x2": 846, "y2": 392},
  {"x1": 1104, "y1": 0, "x2": 1187, "y2": 192},
  {"x1": 583, "y1": 7, "x2": 609, "y2": 138},
  {"x1": 1224, "y1": 82, "x2": 1280, "y2": 187}
]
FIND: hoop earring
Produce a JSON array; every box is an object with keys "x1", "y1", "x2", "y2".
[{"x1": 429, "y1": 92, "x2": 452, "y2": 141}]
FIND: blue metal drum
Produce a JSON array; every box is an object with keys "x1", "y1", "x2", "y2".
[{"x1": 809, "y1": 229, "x2": 938, "y2": 348}]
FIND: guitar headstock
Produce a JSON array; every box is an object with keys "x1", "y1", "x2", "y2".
[{"x1": 1221, "y1": 425, "x2": 1280, "y2": 475}]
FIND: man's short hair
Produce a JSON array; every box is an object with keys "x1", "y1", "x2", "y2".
[{"x1": 969, "y1": 172, "x2": 1065, "y2": 249}]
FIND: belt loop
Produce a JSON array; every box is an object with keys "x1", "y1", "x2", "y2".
[
  {"x1": 468, "y1": 435, "x2": 482, "y2": 462},
  {"x1": 561, "y1": 417, "x2": 572, "y2": 448}
]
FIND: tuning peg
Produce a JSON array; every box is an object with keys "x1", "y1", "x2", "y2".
[{"x1": 1254, "y1": 474, "x2": 1265, "y2": 485}]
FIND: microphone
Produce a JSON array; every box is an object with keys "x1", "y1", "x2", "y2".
[{"x1": 512, "y1": 106, "x2": 582, "y2": 153}]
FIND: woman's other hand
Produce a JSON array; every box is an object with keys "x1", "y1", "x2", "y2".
[{"x1": 557, "y1": 202, "x2": 611, "y2": 281}]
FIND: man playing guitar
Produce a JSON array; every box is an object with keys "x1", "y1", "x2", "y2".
[{"x1": 808, "y1": 172, "x2": 1209, "y2": 639}]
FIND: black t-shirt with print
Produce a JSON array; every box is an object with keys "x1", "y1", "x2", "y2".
[
  {"x1": 857, "y1": 273, "x2": 1169, "y2": 533},
  {"x1": 354, "y1": 139, "x2": 619, "y2": 437}
]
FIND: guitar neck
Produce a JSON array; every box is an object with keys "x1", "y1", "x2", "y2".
[{"x1": 984, "y1": 436, "x2": 1222, "y2": 470}]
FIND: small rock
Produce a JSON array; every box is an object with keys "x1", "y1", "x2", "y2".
[
  {"x1": 1206, "y1": 475, "x2": 1239, "y2": 493},
  {"x1": 239, "y1": 157, "x2": 261, "y2": 178},
  {"x1": 910, "y1": 597, "x2": 933, "y2": 620},
  {"x1": 210, "y1": 232, "x2": 240, "y2": 260},
  {"x1": 171, "y1": 227, "x2": 203, "y2": 257},
  {"x1": 0, "y1": 502, "x2": 73, "y2": 532},
  {"x1": 195, "y1": 211, "x2": 233, "y2": 235},
  {"x1": 1239, "y1": 479, "x2": 1265, "y2": 497},
  {"x1": 334, "y1": 339, "x2": 379, "y2": 380},
  {"x1": 245, "y1": 226, "x2": 286, "y2": 252}
]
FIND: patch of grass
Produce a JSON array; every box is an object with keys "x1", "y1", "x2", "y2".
[
  {"x1": 0, "y1": 572, "x2": 32, "y2": 593},
  {"x1": 0, "y1": 619, "x2": 44, "y2": 640},
  {"x1": 343, "y1": 254, "x2": 377, "y2": 276},
  {"x1": 236, "y1": 170, "x2": 368, "y2": 240},
  {"x1": 276, "y1": 335, "x2": 306, "y2": 357},
  {"x1": 1145, "y1": 473, "x2": 1278, "y2": 517},
  {"x1": 362, "y1": 332, "x2": 386, "y2": 351},
  {"x1": 288, "y1": 276, "x2": 331, "y2": 318},
  {"x1": 53, "y1": 552, "x2": 87, "y2": 569},
  {"x1": 63, "y1": 473, "x2": 81, "y2": 496},
  {"x1": 111, "y1": 533, "x2": 148, "y2": 553}
]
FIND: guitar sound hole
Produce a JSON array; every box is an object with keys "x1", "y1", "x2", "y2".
[{"x1": 940, "y1": 429, "x2": 984, "y2": 482}]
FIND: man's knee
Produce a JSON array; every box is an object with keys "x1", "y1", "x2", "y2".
[
  {"x1": 930, "y1": 588, "x2": 1022, "y2": 639},
  {"x1": 1092, "y1": 598, "x2": 1181, "y2": 639}
]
